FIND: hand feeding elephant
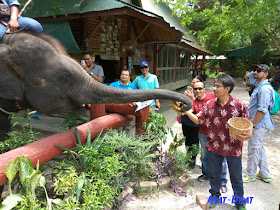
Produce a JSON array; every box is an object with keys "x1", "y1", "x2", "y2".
[{"x1": 0, "y1": 32, "x2": 192, "y2": 140}]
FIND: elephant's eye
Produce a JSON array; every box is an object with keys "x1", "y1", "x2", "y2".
[{"x1": 60, "y1": 71, "x2": 71, "y2": 80}]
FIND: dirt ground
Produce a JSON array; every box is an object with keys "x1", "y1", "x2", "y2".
[{"x1": 124, "y1": 78, "x2": 280, "y2": 210}]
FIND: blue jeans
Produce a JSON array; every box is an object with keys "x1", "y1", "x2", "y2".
[
  {"x1": 0, "y1": 16, "x2": 43, "y2": 40},
  {"x1": 208, "y1": 151, "x2": 244, "y2": 202},
  {"x1": 198, "y1": 133, "x2": 227, "y2": 185}
]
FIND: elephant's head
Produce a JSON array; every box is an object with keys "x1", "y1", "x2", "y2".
[{"x1": 0, "y1": 32, "x2": 192, "y2": 114}]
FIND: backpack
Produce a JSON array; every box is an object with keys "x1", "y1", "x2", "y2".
[{"x1": 257, "y1": 83, "x2": 280, "y2": 115}]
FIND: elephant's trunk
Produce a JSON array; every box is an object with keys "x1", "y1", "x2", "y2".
[{"x1": 76, "y1": 80, "x2": 192, "y2": 111}]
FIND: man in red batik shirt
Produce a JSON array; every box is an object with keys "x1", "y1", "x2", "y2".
[
  {"x1": 184, "y1": 75, "x2": 252, "y2": 210},
  {"x1": 191, "y1": 82, "x2": 228, "y2": 193}
]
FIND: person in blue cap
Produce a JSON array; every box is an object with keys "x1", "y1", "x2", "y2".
[
  {"x1": 132, "y1": 61, "x2": 160, "y2": 109},
  {"x1": 0, "y1": 0, "x2": 43, "y2": 41}
]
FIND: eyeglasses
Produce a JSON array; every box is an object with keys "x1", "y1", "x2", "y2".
[
  {"x1": 140, "y1": 66, "x2": 148, "y2": 69},
  {"x1": 213, "y1": 85, "x2": 224, "y2": 89},
  {"x1": 255, "y1": 69, "x2": 265, "y2": 73},
  {"x1": 193, "y1": 87, "x2": 204, "y2": 91}
]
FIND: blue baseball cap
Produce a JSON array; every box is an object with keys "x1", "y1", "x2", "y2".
[{"x1": 140, "y1": 61, "x2": 149, "y2": 68}]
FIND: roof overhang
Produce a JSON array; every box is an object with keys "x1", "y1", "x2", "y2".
[
  {"x1": 179, "y1": 39, "x2": 213, "y2": 56},
  {"x1": 24, "y1": 0, "x2": 211, "y2": 55},
  {"x1": 226, "y1": 46, "x2": 257, "y2": 57},
  {"x1": 31, "y1": 1, "x2": 183, "y2": 43}
]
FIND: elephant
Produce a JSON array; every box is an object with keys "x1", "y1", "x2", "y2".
[{"x1": 0, "y1": 32, "x2": 192, "y2": 140}]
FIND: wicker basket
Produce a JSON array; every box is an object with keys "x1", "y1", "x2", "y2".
[{"x1": 228, "y1": 117, "x2": 253, "y2": 139}]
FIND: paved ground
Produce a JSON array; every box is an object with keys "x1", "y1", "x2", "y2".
[{"x1": 10, "y1": 78, "x2": 280, "y2": 210}]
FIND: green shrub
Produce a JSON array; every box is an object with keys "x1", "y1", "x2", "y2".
[
  {"x1": 60, "y1": 112, "x2": 90, "y2": 131},
  {"x1": 1, "y1": 156, "x2": 64, "y2": 209},
  {"x1": 204, "y1": 69, "x2": 224, "y2": 78},
  {"x1": 0, "y1": 111, "x2": 39, "y2": 153},
  {"x1": 54, "y1": 128, "x2": 127, "y2": 209},
  {"x1": 101, "y1": 129, "x2": 159, "y2": 180},
  {"x1": 232, "y1": 64, "x2": 248, "y2": 78}
]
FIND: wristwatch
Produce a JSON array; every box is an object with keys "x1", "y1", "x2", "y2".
[{"x1": 90, "y1": 72, "x2": 93, "y2": 76}]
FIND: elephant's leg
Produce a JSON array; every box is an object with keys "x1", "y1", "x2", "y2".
[{"x1": 0, "y1": 112, "x2": 11, "y2": 142}]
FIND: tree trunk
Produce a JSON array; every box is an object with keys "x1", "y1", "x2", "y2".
[{"x1": 264, "y1": 28, "x2": 280, "y2": 55}]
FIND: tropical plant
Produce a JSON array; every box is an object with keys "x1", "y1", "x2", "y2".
[
  {"x1": 0, "y1": 155, "x2": 64, "y2": 210},
  {"x1": 100, "y1": 129, "x2": 160, "y2": 180},
  {"x1": 54, "y1": 127, "x2": 127, "y2": 209},
  {"x1": 143, "y1": 109, "x2": 168, "y2": 146}
]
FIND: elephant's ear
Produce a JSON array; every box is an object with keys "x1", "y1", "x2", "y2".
[{"x1": 0, "y1": 44, "x2": 24, "y2": 100}]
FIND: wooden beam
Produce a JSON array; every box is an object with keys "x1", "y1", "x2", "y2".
[
  {"x1": 134, "y1": 22, "x2": 151, "y2": 41},
  {"x1": 86, "y1": 16, "x2": 107, "y2": 39},
  {"x1": 156, "y1": 43, "x2": 166, "y2": 54}
]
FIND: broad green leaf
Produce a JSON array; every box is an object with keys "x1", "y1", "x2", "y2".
[
  {"x1": 0, "y1": 194, "x2": 24, "y2": 210},
  {"x1": 19, "y1": 156, "x2": 34, "y2": 185},
  {"x1": 25, "y1": 172, "x2": 42, "y2": 197},
  {"x1": 4, "y1": 157, "x2": 20, "y2": 183}
]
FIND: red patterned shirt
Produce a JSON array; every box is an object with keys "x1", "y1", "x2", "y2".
[
  {"x1": 197, "y1": 96, "x2": 249, "y2": 158},
  {"x1": 192, "y1": 92, "x2": 215, "y2": 134}
]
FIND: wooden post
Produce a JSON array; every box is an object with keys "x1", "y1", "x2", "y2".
[
  {"x1": 90, "y1": 104, "x2": 106, "y2": 120},
  {"x1": 153, "y1": 43, "x2": 158, "y2": 75},
  {"x1": 105, "y1": 104, "x2": 149, "y2": 134},
  {"x1": 174, "y1": 47, "x2": 178, "y2": 82},
  {"x1": 135, "y1": 106, "x2": 149, "y2": 134}
]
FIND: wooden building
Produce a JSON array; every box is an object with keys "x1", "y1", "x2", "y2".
[{"x1": 25, "y1": 0, "x2": 212, "y2": 90}]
